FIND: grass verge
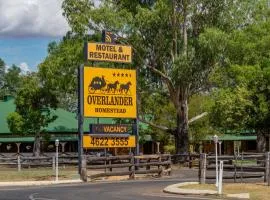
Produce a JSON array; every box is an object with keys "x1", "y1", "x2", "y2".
[
  {"x1": 181, "y1": 183, "x2": 270, "y2": 200},
  {"x1": 0, "y1": 166, "x2": 79, "y2": 181}
]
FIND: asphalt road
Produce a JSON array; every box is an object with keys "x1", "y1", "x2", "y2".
[
  {"x1": 0, "y1": 178, "x2": 221, "y2": 200},
  {"x1": 0, "y1": 168, "x2": 225, "y2": 200}
]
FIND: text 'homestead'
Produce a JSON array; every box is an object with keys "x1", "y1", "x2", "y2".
[
  {"x1": 83, "y1": 67, "x2": 137, "y2": 118},
  {"x1": 86, "y1": 42, "x2": 132, "y2": 63}
]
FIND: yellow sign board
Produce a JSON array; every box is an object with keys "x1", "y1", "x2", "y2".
[
  {"x1": 86, "y1": 42, "x2": 132, "y2": 63},
  {"x1": 83, "y1": 135, "x2": 136, "y2": 148},
  {"x1": 83, "y1": 67, "x2": 137, "y2": 118}
]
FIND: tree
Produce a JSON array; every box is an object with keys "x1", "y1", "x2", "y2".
[
  {"x1": 2, "y1": 64, "x2": 22, "y2": 96},
  {"x1": 7, "y1": 74, "x2": 58, "y2": 156},
  {"x1": 209, "y1": 18, "x2": 270, "y2": 152},
  {"x1": 62, "y1": 0, "x2": 252, "y2": 154},
  {"x1": 0, "y1": 58, "x2": 5, "y2": 96},
  {"x1": 38, "y1": 34, "x2": 86, "y2": 112}
]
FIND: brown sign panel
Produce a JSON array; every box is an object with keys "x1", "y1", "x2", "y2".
[{"x1": 90, "y1": 124, "x2": 130, "y2": 134}]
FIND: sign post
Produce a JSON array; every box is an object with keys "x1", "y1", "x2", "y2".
[
  {"x1": 78, "y1": 65, "x2": 84, "y2": 178},
  {"x1": 79, "y1": 31, "x2": 138, "y2": 180}
]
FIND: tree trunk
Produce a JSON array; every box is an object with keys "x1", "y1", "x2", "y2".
[
  {"x1": 175, "y1": 98, "x2": 189, "y2": 154},
  {"x1": 257, "y1": 129, "x2": 266, "y2": 153},
  {"x1": 33, "y1": 134, "x2": 41, "y2": 157}
]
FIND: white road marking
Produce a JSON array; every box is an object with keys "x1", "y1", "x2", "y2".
[{"x1": 29, "y1": 193, "x2": 56, "y2": 200}]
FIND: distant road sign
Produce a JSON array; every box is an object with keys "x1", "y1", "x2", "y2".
[
  {"x1": 83, "y1": 135, "x2": 136, "y2": 148},
  {"x1": 102, "y1": 30, "x2": 117, "y2": 43},
  {"x1": 83, "y1": 67, "x2": 137, "y2": 118},
  {"x1": 85, "y1": 42, "x2": 132, "y2": 63}
]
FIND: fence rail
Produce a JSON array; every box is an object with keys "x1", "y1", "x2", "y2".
[
  {"x1": 199, "y1": 152, "x2": 270, "y2": 186},
  {"x1": 81, "y1": 154, "x2": 172, "y2": 180}
]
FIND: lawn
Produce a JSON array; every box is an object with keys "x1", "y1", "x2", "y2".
[
  {"x1": 181, "y1": 183, "x2": 270, "y2": 200},
  {"x1": 0, "y1": 166, "x2": 80, "y2": 181}
]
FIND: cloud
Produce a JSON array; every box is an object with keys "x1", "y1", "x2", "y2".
[
  {"x1": 0, "y1": 0, "x2": 70, "y2": 37},
  {"x1": 4, "y1": 65, "x2": 10, "y2": 73},
  {"x1": 19, "y1": 62, "x2": 31, "y2": 74}
]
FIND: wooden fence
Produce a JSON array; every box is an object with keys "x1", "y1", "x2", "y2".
[
  {"x1": 80, "y1": 154, "x2": 172, "y2": 181},
  {"x1": 0, "y1": 154, "x2": 172, "y2": 181},
  {"x1": 171, "y1": 153, "x2": 200, "y2": 168},
  {"x1": 0, "y1": 155, "x2": 78, "y2": 170},
  {"x1": 199, "y1": 152, "x2": 270, "y2": 186}
]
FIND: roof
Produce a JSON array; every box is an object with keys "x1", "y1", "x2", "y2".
[
  {"x1": 204, "y1": 135, "x2": 257, "y2": 141},
  {"x1": 0, "y1": 96, "x2": 79, "y2": 134},
  {"x1": 0, "y1": 135, "x2": 78, "y2": 143}
]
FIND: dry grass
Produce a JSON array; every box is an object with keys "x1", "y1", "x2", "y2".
[
  {"x1": 181, "y1": 183, "x2": 270, "y2": 200},
  {"x1": 0, "y1": 166, "x2": 79, "y2": 181}
]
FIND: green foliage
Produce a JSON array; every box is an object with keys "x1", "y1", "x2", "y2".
[
  {"x1": 164, "y1": 144, "x2": 175, "y2": 154},
  {"x1": 209, "y1": 18, "x2": 270, "y2": 132},
  {"x1": 6, "y1": 112, "x2": 24, "y2": 134},
  {"x1": 7, "y1": 74, "x2": 58, "y2": 136},
  {"x1": 0, "y1": 64, "x2": 23, "y2": 97},
  {"x1": 0, "y1": 58, "x2": 5, "y2": 96},
  {"x1": 38, "y1": 35, "x2": 84, "y2": 111}
]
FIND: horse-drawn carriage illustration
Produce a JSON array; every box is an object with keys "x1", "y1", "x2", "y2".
[
  {"x1": 88, "y1": 76, "x2": 106, "y2": 93},
  {"x1": 88, "y1": 76, "x2": 132, "y2": 95}
]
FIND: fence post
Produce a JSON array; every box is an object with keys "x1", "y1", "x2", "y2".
[
  {"x1": 189, "y1": 153, "x2": 192, "y2": 168},
  {"x1": 234, "y1": 154, "x2": 237, "y2": 183},
  {"x1": 109, "y1": 159, "x2": 112, "y2": 172},
  {"x1": 80, "y1": 155, "x2": 87, "y2": 182},
  {"x1": 52, "y1": 156, "x2": 55, "y2": 171},
  {"x1": 265, "y1": 152, "x2": 270, "y2": 183},
  {"x1": 167, "y1": 154, "x2": 172, "y2": 176},
  {"x1": 129, "y1": 154, "x2": 135, "y2": 179},
  {"x1": 268, "y1": 152, "x2": 270, "y2": 186},
  {"x1": 17, "y1": 155, "x2": 21, "y2": 172},
  {"x1": 218, "y1": 161, "x2": 224, "y2": 195},
  {"x1": 240, "y1": 152, "x2": 243, "y2": 183},
  {"x1": 199, "y1": 153, "x2": 206, "y2": 184},
  {"x1": 146, "y1": 158, "x2": 151, "y2": 170},
  {"x1": 158, "y1": 155, "x2": 163, "y2": 177}
]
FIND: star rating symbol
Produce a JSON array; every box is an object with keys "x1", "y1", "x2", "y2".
[{"x1": 112, "y1": 72, "x2": 132, "y2": 78}]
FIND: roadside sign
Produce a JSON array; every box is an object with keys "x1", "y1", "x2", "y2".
[
  {"x1": 83, "y1": 67, "x2": 137, "y2": 118},
  {"x1": 83, "y1": 135, "x2": 136, "y2": 148},
  {"x1": 85, "y1": 42, "x2": 132, "y2": 63},
  {"x1": 90, "y1": 124, "x2": 131, "y2": 134},
  {"x1": 102, "y1": 30, "x2": 117, "y2": 43}
]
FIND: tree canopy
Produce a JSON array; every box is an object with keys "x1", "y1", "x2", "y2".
[
  {"x1": 7, "y1": 74, "x2": 58, "y2": 156},
  {"x1": 209, "y1": 18, "x2": 270, "y2": 152}
]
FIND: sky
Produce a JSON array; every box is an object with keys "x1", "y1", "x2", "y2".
[{"x1": 0, "y1": 0, "x2": 70, "y2": 72}]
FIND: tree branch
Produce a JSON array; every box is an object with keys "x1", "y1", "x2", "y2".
[
  {"x1": 188, "y1": 112, "x2": 208, "y2": 124},
  {"x1": 138, "y1": 117, "x2": 174, "y2": 133}
]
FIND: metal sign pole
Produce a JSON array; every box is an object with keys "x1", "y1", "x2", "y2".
[
  {"x1": 78, "y1": 65, "x2": 84, "y2": 176},
  {"x1": 135, "y1": 67, "x2": 139, "y2": 156}
]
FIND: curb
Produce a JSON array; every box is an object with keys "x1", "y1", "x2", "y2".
[
  {"x1": 0, "y1": 179, "x2": 82, "y2": 187},
  {"x1": 163, "y1": 182, "x2": 249, "y2": 199},
  {"x1": 164, "y1": 182, "x2": 217, "y2": 195}
]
